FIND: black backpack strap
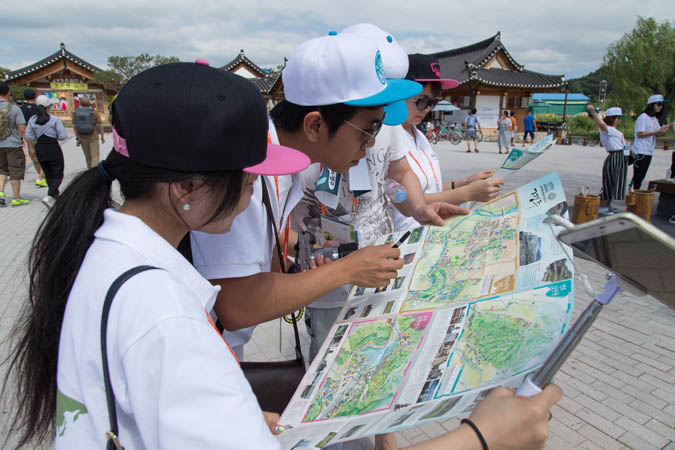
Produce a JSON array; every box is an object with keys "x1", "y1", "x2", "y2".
[
  {"x1": 260, "y1": 177, "x2": 304, "y2": 361},
  {"x1": 101, "y1": 265, "x2": 159, "y2": 450}
]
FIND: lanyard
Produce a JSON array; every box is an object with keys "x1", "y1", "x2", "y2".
[
  {"x1": 267, "y1": 132, "x2": 289, "y2": 264},
  {"x1": 272, "y1": 176, "x2": 291, "y2": 264},
  {"x1": 408, "y1": 147, "x2": 440, "y2": 192},
  {"x1": 205, "y1": 310, "x2": 239, "y2": 365}
]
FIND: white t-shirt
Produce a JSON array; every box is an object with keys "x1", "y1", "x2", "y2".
[
  {"x1": 598, "y1": 126, "x2": 627, "y2": 154},
  {"x1": 56, "y1": 209, "x2": 280, "y2": 450},
  {"x1": 394, "y1": 127, "x2": 443, "y2": 231},
  {"x1": 290, "y1": 125, "x2": 409, "y2": 308},
  {"x1": 632, "y1": 112, "x2": 660, "y2": 155},
  {"x1": 190, "y1": 120, "x2": 303, "y2": 351}
]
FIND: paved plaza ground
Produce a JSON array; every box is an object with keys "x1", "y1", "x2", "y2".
[{"x1": 1, "y1": 131, "x2": 674, "y2": 449}]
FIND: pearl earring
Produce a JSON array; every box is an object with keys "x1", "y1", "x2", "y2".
[{"x1": 183, "y1": 202, "x2": 191, "y2": 211}]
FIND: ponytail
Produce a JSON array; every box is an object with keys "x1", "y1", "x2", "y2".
[
  {"x1": 35, "y1": 105, "x2": 50, "y2": 125},
  {"x1": 2, "y1": 162, "x2": 114, "y2": 449}
]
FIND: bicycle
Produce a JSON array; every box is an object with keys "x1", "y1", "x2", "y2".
[
  {"x1": 425, "y1": 127, "x2": 440, "y2": 144},
  {"x1": 434, "y1": 123, "x2": 463, "y2": 145}
]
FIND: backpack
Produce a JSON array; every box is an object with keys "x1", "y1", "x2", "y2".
[
  {"x1": 0, "y1": 103, "x2": 13, "y2": 139},
  {"x1": 73, "y1": 107, "x2": 95, "y2": 134},
  {"x1": 466, "y1": 114, "x2": 477, "y2": 129}
]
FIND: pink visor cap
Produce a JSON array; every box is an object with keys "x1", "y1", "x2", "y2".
[{"x1": 244, "y1": 142, "x2": 311, "y2": 176}]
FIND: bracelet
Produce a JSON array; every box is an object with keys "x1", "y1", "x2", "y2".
[
  {"x1": 461, "y1": 418, "x2": 488, "y2": 450},
  {"x1": 451, "y1": 181, "x2": 455, "y2": 190}
]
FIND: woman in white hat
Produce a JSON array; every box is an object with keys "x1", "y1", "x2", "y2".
[
  {"x1": 24, "y1": 95, "x2": 68, "y2": 208},
  {"x1": 587, "y1": 105, "x2": 629, "y2": 214},
  {"x1": 631, "y1": 94, "x2": 673, "y2": 190}
]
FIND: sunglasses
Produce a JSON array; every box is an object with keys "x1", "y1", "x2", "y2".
[
  {"x1": 412, "y1": 96, "x2": 440, "y2": 111},
  {"x1": 656, "y1": 102, "x2": 664, "y2": 106},
  {"x1": 343, "y1": 119, "x2": 384, "y2": 148}
]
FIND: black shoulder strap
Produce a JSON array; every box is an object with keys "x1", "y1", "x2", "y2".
[
  {"x1": 101, "y1": 265, "x2": 158, "y2": 450},
  {"x1": 260, "y1": 177, "x2": 304, "y2": 361}
]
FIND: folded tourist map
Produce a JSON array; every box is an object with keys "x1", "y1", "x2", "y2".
[{"x1": 277, "y1": 172, "x2": 574, "y2": 449}]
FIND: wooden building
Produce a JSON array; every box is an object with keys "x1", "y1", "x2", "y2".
[
  {"x1": 432, "y1": 32, "x2": 565, "y2": 130},
  {"x1": 221, "y1": 49, "x2": 284, "y2": 107},
  {"x1": 4, "y1": 43, "x2": 113, "y2": 122}
]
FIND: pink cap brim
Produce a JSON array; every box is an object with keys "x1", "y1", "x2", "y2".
[
  {"x1": 243, "y1": 143, "x2": 311, "y2": 176},
  {"x1": 415, "y1": 78, "x2": 460, "y2": 90}
]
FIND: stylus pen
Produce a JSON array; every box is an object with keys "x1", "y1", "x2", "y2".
[{"x1": 392, "y1": 231, "x2": 411, "y2": 249}]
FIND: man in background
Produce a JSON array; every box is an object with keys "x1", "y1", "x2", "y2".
[
  {"x1": 72, "y1": 95, "x2": 105, "y2": 168},
  {"x1": 465, "y1": 107, "x2": 481, "y2": 153},
  {"x1": 523, "y1": 110, "x2": 537, "y2": 144},
  {"x1": 0, "y1": 82, "x2": 29, "y2": 206}
]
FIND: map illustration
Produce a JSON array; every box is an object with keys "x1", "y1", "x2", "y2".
[
  {"x1": 277, "y1": 173, "x2": 574, "y2": 449},
  {"x1": 305, "y1": 313, "x2": 431, "y2": 422},
  {"x1": 403, "y1": 193, "x2": 519, "y2": 311}
]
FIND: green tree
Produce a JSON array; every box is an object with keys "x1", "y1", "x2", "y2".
[
  {"x1": 93, "y1": 54, "x2": 179, "y2": 91},
  {"x1": 567, "y1": 66, "x2": 612, "y2": 104},
  {"x1": 604, "y1": 17, "x2": 674, "y2": 123}
]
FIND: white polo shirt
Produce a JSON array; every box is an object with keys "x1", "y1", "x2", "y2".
[
  {"x1": 394, "y1": 127, "x2": 443, "y2": 231},
  {"x1": 190, "y1": 120, "x2": 304, "y2": 351},
  {"x1": 632, "y1": 112, "x2": 660, "y2": 156},
  {"x1": 56, "y1": 209, "x2": 280, "y2": 450},
  {"x1": 598, "y1": 126, "x2": 627, "y2": 153}
]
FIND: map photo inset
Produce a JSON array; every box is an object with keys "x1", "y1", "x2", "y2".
[
  {"x1": 303, "y1": 312, "x2": 432, "y2": 422},
  {"x1": 443, "y1": 280, "x2": 572, "y2": 394}
]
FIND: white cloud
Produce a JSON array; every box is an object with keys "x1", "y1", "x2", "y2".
[{"x1": 1, "y1": 0, "x2": 672, "y2": 78}]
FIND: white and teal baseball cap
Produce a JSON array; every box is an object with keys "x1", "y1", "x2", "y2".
[
  {"x1": 342, "y1": 23, "x2": 412, "y2": 125},
  {"x1": 282, "y1": 31, "x2": 421, "y2": 124}
]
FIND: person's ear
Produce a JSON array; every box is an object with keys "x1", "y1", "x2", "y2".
[
  {"x1": 303, "y1": 111, "x2": 323, "y2": 144},
  {"x1": 170, "y1": 180, "x2": 204, "y2": 209}
]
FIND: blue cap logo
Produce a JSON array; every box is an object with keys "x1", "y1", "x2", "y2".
[{"x1": 375, "y1": 51, "x2": 386, "y2": 85}]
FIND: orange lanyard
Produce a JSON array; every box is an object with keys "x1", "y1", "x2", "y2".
[
  {"x1": 408, "y1": 146, "x2": 440, "y2": 192},
  {"x1": 267, "y1": 132, "x2": 289, "y2": 263},
  {"x1": 205, "y1": 310, "x2": 239, "y2": 365},
  {"x1": 272, "y1": 176, "x2": 290, "y2": 264}
]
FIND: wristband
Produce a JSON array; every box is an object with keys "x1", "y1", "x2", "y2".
[
  {"x1": 451, "y1": 181, "x2": 455, "y2": 190},
  {"x1": 461, "y1": 418, "x2": 488, "y2": 450}
]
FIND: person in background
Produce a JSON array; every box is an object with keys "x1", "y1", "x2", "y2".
[
  {"x1": 72, "y1": 95, "x2": 106, "y2": 168},
  {"x1": 464, "y1": 107, "x2": 481, "y2": 153},
  {"x1": 509, "y1": 110, "x2": 518, "y2": 146},
  {"x1": 523, "y1": 110, "x2": 537, "y2": 144},
  {"x1": 497, "y1": 110, "x2": 511, "y2": 155},
  {"x1": 19, "y1": 89, "x2": 47, "y2": 187},
  {"x1": 587, "y1": 105, "x2": 628, "y2": 214},
  {"x1": 631, "y1": 94, "x2": 673, "y2": 190},
  {"x1": 24, "y1": 95, "x2": 68, "y2": 208},
  {"x1": 0, "y1": 81, "x2": 29, "y2": 207}
]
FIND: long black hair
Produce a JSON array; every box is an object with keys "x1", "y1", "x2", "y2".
[
  {"x1": 35, "y1": 105, "x2": 50, "y2": 125},
  {"x1": 2, "y1": 118, "x2": 246, "y2": 448},
  {"x1": 643, "y1": 102, "x2": 663, "y2": 119}
]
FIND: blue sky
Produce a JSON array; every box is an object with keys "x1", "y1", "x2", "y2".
[{"x1": 1, "y1": 0, "x2": 672, "y2": 79}]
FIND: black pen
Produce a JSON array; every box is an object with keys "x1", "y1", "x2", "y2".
[{"x1": 392, "y1": 231, "x2": 411, "y2": 248}]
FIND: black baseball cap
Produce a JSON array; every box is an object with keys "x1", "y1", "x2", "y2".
[
  {"x1": 112, "y1": 62, "x2": 309, "y2": 175},
  {"x1": 23, "y1": 89, "x2": 36, "y2": 100},
  {"x1": 406, "y1": 54, "x2": 459, "y2": 90}
]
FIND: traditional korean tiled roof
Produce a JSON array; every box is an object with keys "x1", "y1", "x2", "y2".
[
  {"x1": 432, "y1": 32, "x2": 565, "y2": 90},
  {"x1": 221, "y1": 49, "x2": 267, "y2": 77},
  {"x1": 248, "y1": 73, "x2": 282, "y2": 94},
  {"x1": 5, "y1": 43, "x2": 102, "y2": 82}
]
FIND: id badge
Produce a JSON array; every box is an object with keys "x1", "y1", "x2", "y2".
[{"x1": 320, "y1": 215, "x2": 359, "y2": 246}]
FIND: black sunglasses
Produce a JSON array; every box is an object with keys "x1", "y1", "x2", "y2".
[
  {"x1": 413, "y1": 96, "x2": 440, "y2": 111},
  {"x1": 656, "y1": 102, "x2": 664, "y2": 106}
]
